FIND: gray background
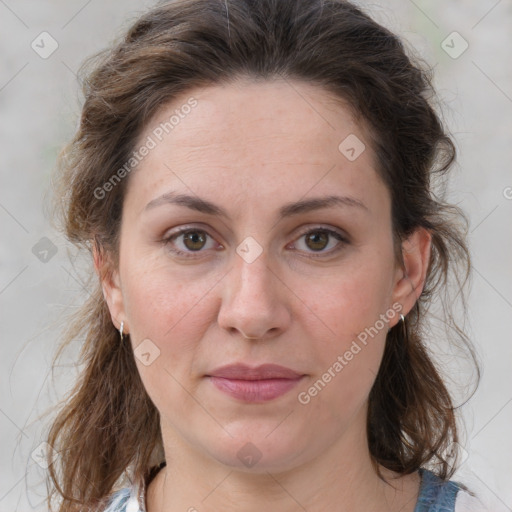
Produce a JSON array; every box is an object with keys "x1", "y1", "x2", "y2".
[{"x1": 1, "y1": 1, "x2": 511, "y2": 510}]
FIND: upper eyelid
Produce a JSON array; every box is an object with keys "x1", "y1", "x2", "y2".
[
  {"x1": 294, "y1": 225, "x2": 346, "y2": 238},
  {"x1": 165, "y1": 224, "x2": 346, "y2": 240}
]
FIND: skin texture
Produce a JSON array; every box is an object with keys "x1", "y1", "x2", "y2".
[{"x1": 97, "y1": 78, "x2": 431, "y2": 511}]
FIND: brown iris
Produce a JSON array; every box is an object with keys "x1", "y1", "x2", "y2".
[
  {"x1": 183, "y1": 231, "x2": 207, "y2": 251},
  {"x1": 305, "y1": 231, "x2": 329, "y2": 251}
]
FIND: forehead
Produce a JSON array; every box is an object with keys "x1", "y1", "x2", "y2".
[
  {"x1": 145, "y1": 79, "x2": 363, "y2": 154},
  {"x1": 126, "y1": 78, "x2": 387, "y2": 216}
]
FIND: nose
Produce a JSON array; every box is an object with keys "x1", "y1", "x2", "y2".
[{"x1": 217, "y1": 248, "x2": 291, "y2": 341}]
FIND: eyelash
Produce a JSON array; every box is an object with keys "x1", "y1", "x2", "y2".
[{"x1": 162, "y1": 225, "x2": 349, "y2": 259}]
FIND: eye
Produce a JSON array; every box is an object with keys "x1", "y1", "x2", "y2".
[
  {"x1": 163, "y1": 225, "x2": 347, "y2": 259},
  {"x1": 163, "y1": 228, "x2": 221, "y2": 257},
  {"x1": 291, "y1": 227, "x2": 348, "y2": 256}
]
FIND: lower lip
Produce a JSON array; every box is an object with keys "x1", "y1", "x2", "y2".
[{"x1": 208, "y1": 376, "x2": 303, "y2": 402}]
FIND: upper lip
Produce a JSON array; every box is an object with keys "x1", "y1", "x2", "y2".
[{"x1": 207, "y1": 363, "x2": 304, "y2": 380}]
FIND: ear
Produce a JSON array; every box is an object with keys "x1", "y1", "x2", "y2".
[
  {"x1": 390, "y1": 226, "x2": 432, "y2": 327},
  {"x1": 93, "y1": 241, "x2": 128, "y2": 334}
]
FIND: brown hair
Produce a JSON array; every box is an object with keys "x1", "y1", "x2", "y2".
[{"x1": 45, "y1": 0, "x2": 479, "y2": 510}]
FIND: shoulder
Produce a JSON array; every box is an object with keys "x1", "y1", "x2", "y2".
[
  {"x1": 455, "y1": 487, "x2": 492, "y2": 512},
  {"x1": 102, "y1": 463, "x2": 164, "y2": 512},
  {"x1": 416, "y1": 469, "x2": 488, "y2": 512},
  {"x1": 102, "y1": 487, "x2": 144, "y2": 512}
]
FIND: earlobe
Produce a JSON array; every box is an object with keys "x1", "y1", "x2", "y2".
[
  {"x1": 391, "y1": 227, "x2": 432, "y2": 322},
  {"x1": 93, "y1": 241, "x2": 127, "y2": 332}
]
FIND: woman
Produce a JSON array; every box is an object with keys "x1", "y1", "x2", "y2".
[{"x1": 46, "y1": 0, "x2": 482, "y2": 510}]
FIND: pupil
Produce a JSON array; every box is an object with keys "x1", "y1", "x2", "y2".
[
  {"x1": 184, "y1": 232, "x2": 206, "y2": 251},
  {"x1": 306, "y1": 232, "x2": 328, "y2": 251}
]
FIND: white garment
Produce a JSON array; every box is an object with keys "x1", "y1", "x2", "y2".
[{"x1": 455, "y1": 488, "x2": 494, "y2": 512}]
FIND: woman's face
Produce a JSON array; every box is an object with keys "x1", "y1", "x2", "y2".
[{"x1": 101, "y1": 79, "x2": 429, "y2": 472}]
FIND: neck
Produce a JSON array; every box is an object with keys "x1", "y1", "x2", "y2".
[{"x1": 146, "y1": 411, "x2": 420, "y2": 512}]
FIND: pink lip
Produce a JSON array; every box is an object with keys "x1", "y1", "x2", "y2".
[{"x1": 206, "y1": 364, "x2": 305, "y2": 402}]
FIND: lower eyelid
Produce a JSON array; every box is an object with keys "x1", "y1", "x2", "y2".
[{"x1": 308, "y1": 239, "x2": 346, "y2": 255}]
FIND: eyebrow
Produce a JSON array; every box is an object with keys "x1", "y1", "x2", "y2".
[{"x1": 143, "y1": 192, "x2": 369, "y2": 219}]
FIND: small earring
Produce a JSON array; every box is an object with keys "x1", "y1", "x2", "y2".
[
  {"x1": 119, "y1": 321, "x2": 125, "y2": 341},
  {"x1": 399, "y1": 313, "x2": 408, "y2": 340},
  {"x1": 388, "y1": 313, "x2": 406, "y2": 334}
]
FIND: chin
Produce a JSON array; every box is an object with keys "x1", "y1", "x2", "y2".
[{"x1": 203, "y1": 427, "x2": 308, "y2": 474}]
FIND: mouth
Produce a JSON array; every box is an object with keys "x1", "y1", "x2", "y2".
[
  {"x1": 206, "y1": 363, "x2": 305, "y2": 402},
  {"x1": 207, "y1": 376, "x2": 304, "y2": 402}
]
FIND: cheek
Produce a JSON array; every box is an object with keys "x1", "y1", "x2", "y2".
[
  {"x1": 299, "y1": 293, "x2": 387, "y2": 429},
  {"x1": 295, "y1": 248, "x2": 394, "y2": 413},
  {"x1": 121, "y1": 259, "x2": 224, "y2": 417},
  {"x1": 302, "y1": 250, "x2": 395, "y2": 338},
  {"x1": 120, "y1": 254, "x2": 223, "y2": 358}
]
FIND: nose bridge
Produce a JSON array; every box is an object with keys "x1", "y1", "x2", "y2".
[
  {"x1": 232, "y1": 234, "x2": 274, "y2": 296},
  {"x1": 230, "y1": 246, "x2": 276, "y2": 312},
  {"x1": 218, "y1": 241, "x2": 290, "y2": 339},
  {"x1": 235, "y1": 249, "x2": 273, "y2": 296}
]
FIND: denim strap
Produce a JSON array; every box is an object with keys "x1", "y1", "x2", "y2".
[{"x1": 414, "y1": 468, "x2": 461, "y2": 512}]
